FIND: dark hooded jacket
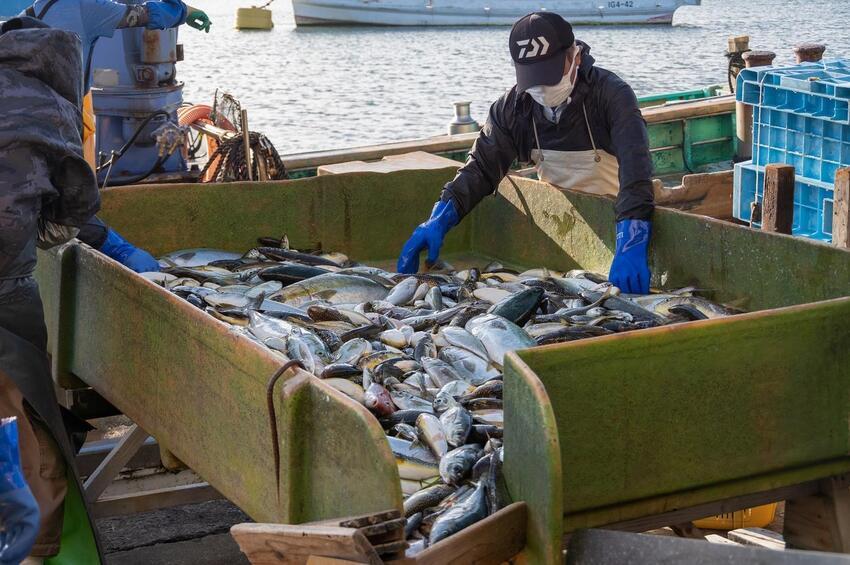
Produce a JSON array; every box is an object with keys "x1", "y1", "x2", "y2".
[
  {"x1": 0, "y1": 18, "x2": 99, "y2": 295},
  {"x1": 441, "y1": 41, "x2": 654, "y2": 222}
]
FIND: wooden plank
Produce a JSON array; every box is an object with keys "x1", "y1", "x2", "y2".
[
  {"x1": 357, "y1": 517, "x2": 405, "y2": 538},
  {"x1": 371, "y1": 540, "x2": 407, "y2": 555},
  {"x1": 785, "y1": 476, "x2": 850, "y2": 552},
  {"x1": 595, "y1": 479, "x2": 817, "y2": 535},
  {"x1": 409, "y1": 502, "x2": 527, "y2": 564},
  {"x1": 728, "y1": 528, "x2": 786, "y2": 550},
  {"x1": 654, "y1": 170, "x2": 734, "y2": 219},
  {"x1": 231, "y1": 523, "x2": 382, "y2": 565},
  {"x1": 83, "y1": 423, "x2": 150, "y2": 502},
  {"x1": 834, "y1": 168, "x2": 850, "y2": 249},
  {"x1": 93, "y1": 482, "x2": 220, "y2": 518},
  {"x1": 339, "y1": 510, "x2": 402, "y2": 529},
  {"x1": 76, "y1": 436, "x2": 160, "y2": 477},
  {"x1": 317, "y1": 152, "x2": 462, "y2": 176},
  {"x1": 705, "y1": 534, "x2": 740, "y2": 545},
  {"x1": 242, "y1": 109, "x2": 253, "y2": 182},
  {"x1": 762, "y1": 164, "x2": 796, "y2": 234}
]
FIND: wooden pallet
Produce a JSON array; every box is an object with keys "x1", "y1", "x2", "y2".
[{"x1": 231, "y1": 502, "x2": 527, "y2": 564}]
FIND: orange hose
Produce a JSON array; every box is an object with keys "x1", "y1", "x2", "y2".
[{"x1": 178, "y1": 104, "x2": 237, "y2": 182}]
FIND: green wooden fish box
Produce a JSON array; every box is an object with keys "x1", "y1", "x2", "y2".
[{"x1": 35, "y1": 168, "x2": 850, "y2": 563}]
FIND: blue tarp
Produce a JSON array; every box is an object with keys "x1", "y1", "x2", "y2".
[{"x1": 0, "y1": 0, "x2": 31, "y2": 18}]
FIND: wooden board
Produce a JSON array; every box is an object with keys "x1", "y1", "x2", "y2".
[
  {"x1": 728, "y1": 528, "x2": 786, "y2": 550},
  {"x1": 654, "y1": 170, "x2": 734, "y2": 219},
  {"x1": 231, "y1": 523, "x2": 382, "y2": 565},
  {"x1": 785, "y1": 476, "x2": 850, "y2": 552},
  {"x1": 834, "y1": 168, "x2": 850, "y2": 249},
  {"x1": 317, "y1": 152, "x2": 462, "y2": 176},
  {"x1": 405, "y1": 502, "x2": 527, "y2": 565}
]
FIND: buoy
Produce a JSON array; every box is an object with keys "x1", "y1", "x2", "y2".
[{"x1": 236, "y1": 6, "x2": 274, "y2": 30}]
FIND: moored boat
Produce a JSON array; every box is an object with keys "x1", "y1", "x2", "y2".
[{"x1": 292, "y1": 0, "x2": 701, "y2": 27}]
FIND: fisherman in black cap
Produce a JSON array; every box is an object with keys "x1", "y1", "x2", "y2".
[{"x1": 397, "y1": 12, "x2": 655, "y2": 294}]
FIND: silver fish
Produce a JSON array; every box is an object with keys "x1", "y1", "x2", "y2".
[
  {"x1": 420, "y1": 357, "x2": 464, "y2": 388},
  {"x1": 273, "y1": 274, "x2": 389, "y2": 307},
  {"x1": 465, "y1": 314, "x2": 535, "y2": 369},
  {"x1": 159, "y1": 248, "x2": 243, "y2": 268},
  {"x1": 429, "y1": 481, "x2": 489, "y2": 544},
  {"x1": 425, "y1": 286, "x2": 444, "y2": 311},
  {"x1": 440, "y1": 406, "x2": 473, "y2": 448},
  {"x1": 333, "y1": 338, "x2": 372, "y2": 365},
  {"x1": 439, "y1": 444, "x2": 483, "y2": 486},
  {"x1": 438, "y1": 346, "x2": 502, "y2": 385},
  {"x1": 440, "y1": 327, "x2": 489, "y2": 361},
  {"x1": 386, "y1": 277, "x2": 419, "y2": 306},
  {"x1": 416, "y1": 413, "x2": 447, "y2": 459}
]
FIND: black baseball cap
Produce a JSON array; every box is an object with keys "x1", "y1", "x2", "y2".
[{"x1": 509, "y1": 12, "x2": 575, "y2": 92}]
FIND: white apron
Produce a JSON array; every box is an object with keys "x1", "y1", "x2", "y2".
[{"x1": 530, "y1": 103, "x2": 620, "y2": 197}]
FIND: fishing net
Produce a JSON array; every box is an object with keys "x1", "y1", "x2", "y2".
[
  {"x1": 200, "y1": 131, "x2": 287, "y2": 183},
  {"x1": 211, "y1": 89, "x2": 243, "y2": 131},
  {"x1": 201, "y1": 90, "x2": 287, "y2": 182}
]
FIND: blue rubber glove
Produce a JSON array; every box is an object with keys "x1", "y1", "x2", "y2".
[
  {"x1": 0, "y1": 418, "x2": 40, "y2": 565},
  {"x1": 100, "y1": 229, "x2": 161, "y2": 273},
  {"x1": 144, "y1": 0, "x2": 188, "y2": 29},
  {"x1": 397, "y1": 199, "x2": 460, "y2": 274},
  {"x1": 608, "y1": 219, "x2": 651, "y2": 294}
]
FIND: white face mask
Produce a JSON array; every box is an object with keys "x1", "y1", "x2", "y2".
[{"x1": 526, "y1": 54, "x2": 578, "y2": 108}]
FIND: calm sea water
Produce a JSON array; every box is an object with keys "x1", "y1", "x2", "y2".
[{"x1": 177, "y1": 0, "x2": 850, "y2": 154}]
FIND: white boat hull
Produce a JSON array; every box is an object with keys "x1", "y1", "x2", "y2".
[{"x1": 293, "y1": 0, "x2": 700, "y2": 26}]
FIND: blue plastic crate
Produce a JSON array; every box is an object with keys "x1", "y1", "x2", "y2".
[
  {"x1": 750, "y1": 105, "x2": 850, "y2": 184},
  {"x1": 737, "y1": 60, "x2": 850, "y2": 125},
  {"x1": 733, "y1": 161, "x2": 834, "y2": 242}
]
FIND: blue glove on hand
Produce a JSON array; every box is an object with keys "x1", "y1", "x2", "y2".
[
  {"x1": 608, "y1": 219, "x2": 651, "y2": 294},
  {"x1": 100, "y1": 229, "x2": 161, "y2": 273},
  {"x1": 397, "y1": 199, "x2": 460, "y2": 274},
  {"x1": 0, "y1": 418, "x2": 40, "y2": 565},
  {"x1": 144, "y1": 0, "x2": 188, "y2": 29}
]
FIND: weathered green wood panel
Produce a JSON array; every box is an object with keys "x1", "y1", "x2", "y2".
[
  {"x1": 504, "y1": 300, "x2": 850, "y2": 563},
  {"x1": 97, "y1": 168, "x2": 465, "y2": 261},
  {"x1": 519, "y1": 298, "x2": 850, "y2": 514},
  {"x1": 503, "y1": 353, "x2": 563, "y2": 565},
  {"x1": 61, "y1": 242, "x2": 400, "y2": 525},
  {"x1": 473, "y1": 177, "x2": 850, "y2": 310}
]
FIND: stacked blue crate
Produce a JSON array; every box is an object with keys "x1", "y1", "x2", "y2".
[{"x1": 734, "y1": 59, "x2": 850, "y2": 242}]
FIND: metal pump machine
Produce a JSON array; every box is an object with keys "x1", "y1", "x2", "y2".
[{"x1": 90, "y1": 0, "x2": 191, "y2": 186}]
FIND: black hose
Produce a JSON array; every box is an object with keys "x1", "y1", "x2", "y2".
[
  {"x1": 96, "y1": 110, "x2": 170, "y2": 173},
  {"x1": 100, "y1": 153, "x2": 169, "y2": 188}
]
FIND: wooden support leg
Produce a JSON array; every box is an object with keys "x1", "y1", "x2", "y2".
[
  {"x1": 762, "y1": 164, "x2": 796, "y2": 235},
  {"x1": 833, "y1": 168, "x2": 850, "y2": 249},
  {"x1": 83, "y1": 423, "x2": 150, "y2": 503},
  {"x1": 784, "y1": 475, "x2": 850, "y2": 552}
]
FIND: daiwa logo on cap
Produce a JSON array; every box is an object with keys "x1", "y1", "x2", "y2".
[{"x1": 515, "y1": 36, "x2": 550, "y2": 59}]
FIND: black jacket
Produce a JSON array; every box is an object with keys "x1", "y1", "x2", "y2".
[
  {"x1": 0, "y1": 19, "x2": 99, "y2": 295},
  {"x1": 441, "y1": 42, "x2": 654, "y2": 222}
]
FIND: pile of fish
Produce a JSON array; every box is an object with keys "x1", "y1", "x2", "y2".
[{"x1": 142, "y1": 240, "x2": 739, "y2": 553}]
